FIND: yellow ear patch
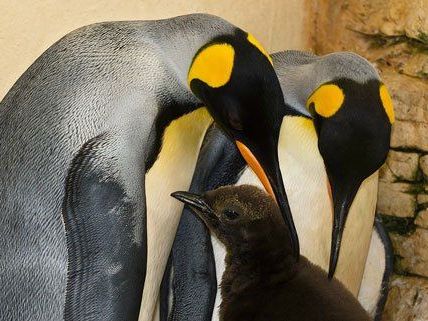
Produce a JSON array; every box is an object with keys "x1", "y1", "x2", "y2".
[
  {"x1": 188, "y1": 43, "x2": 235, "y2": 88},
  {"x1": 306, "y1": 84, "x2": 345, "y2": 118},
  {"x1": 379, "y1": 84, "x2": 395, "y2": 124},
  {"x1": 247, "y1": 33, "x2": 273, "y2": 65}
]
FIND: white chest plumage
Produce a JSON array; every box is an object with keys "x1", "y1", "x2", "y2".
[
  {"x1": 140, "y1": 108, "x2": 212, "y2": 321},
  {"x1": 358, "y1": 230, "x2": 386, "y2": 316},
  {"x1": 211, "y1": 116, "x2": 378, "y2": 321}
]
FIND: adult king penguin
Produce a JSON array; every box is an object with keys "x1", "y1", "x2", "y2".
[
  {"x1": 257, "y1": 50, "x2": 394, "y2": 280},
  {"x1": 0, "y1": 14, "x2": 298, "y2": 321},
  {"x1": 164, "y1": 50, "x2": 393, "y2": 321}
]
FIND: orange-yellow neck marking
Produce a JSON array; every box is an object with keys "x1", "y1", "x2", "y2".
[
  {"x1": 307, "y1": 84, "x2": 345, "y2": 118},
  {"x1": 188, "y1": 43, "x2": 235, "y2": 88},
  {"x1": 379, "y1": 84, "x2": 395, "y2": 124},
  {"x1": 247, "y1": 33, "x2": 273, "y2": 65}
]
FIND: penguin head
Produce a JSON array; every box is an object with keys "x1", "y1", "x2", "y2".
[
  {"x1": 171, "y1": 185, "x2": 292, "y2": 255},
  {"x1": 188, "y1": 31, "x2": 299, "y2": 258},
  {"x1": 306, "y1": 79, "x2": 393, "y2": 278}
]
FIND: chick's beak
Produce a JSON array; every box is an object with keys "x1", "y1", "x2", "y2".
[
  {"x1": 171, "y1": 191, "x2": 214, "y2": 217},
  {"x1": 235, "y1": 140, "x2": 300, "y2": 259}
]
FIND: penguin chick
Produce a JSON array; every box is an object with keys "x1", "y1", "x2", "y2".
[{"x1": 172, "y1": 185, "x2": 371, "y2": 321}]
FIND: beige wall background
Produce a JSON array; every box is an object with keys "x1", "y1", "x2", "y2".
[{"x1": 0, "y1": 0, "x2": 312, "y2": 100}]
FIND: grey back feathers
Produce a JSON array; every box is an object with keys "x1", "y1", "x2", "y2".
[{"x1": 272, "y1": 50, "x2": 380, "y2": 116}]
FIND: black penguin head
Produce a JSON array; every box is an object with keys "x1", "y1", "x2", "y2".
[
  {"x1": 188, "y1": 31, "x2": 299, "y2": 258},
  {"x1": 306, "y1": 79, "x2": 393, "y2": 278},
  {"x1": 171, "y1": 185, "x2": 292, "y2": 254}
]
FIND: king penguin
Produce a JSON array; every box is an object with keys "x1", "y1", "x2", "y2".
[
  {"x1": 0, "y1": 14, "x2": 299, "y2": 321},
  {"x1": 163, "y1": 50, "x2": 393, "y2": 321},
  {"x1": 172, "y1": 185, "x2": 372, "y2": 321},
  {"x1": 250, "y1": 49, "x2": 394, "y2": 282}
]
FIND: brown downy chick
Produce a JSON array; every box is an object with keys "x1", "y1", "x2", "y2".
[{"x1": 171, "y1": 185, "x2": 371, "y2": 321}]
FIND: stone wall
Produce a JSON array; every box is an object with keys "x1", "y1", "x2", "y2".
[{"x1": 313, "y1": 1, "x2": 428, "y2": 319}]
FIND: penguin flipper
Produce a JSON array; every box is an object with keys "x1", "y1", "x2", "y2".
[
  {"x1": 161, "y1": 125, "x2": 245, "y2": 321},
  {"x1": 63, "y1": 133, "x2": 146, "y2": 321},
  {"x1": 358, "y1": 216, "x2": 394, "y2": 320}
]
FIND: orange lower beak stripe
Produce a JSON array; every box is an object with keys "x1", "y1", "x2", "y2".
[{"x1": 236, "y1": 141, "x2": 276, "y2": 201}]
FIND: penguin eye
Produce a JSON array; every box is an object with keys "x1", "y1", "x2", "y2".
[
  {"x1": 227, "y1": 108, "x2": 243, "y2": 131},
  {"x1": 223, "y1": 209, "x2": 239, "y2": 220}
]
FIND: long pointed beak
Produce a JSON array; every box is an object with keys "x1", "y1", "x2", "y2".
[
  {"x1": 171, "y1": 191, "x2": 214, "y2": 215},
  {"x1": 236, "y1": 141, "x2": 300, "y2": 259},
  {"x1": 327, "y1": 181, "x2": 359, "y2": 279}
]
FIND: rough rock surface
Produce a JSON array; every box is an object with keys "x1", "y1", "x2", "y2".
[
  {"x1": 350, "y1": 0, "x2": 428, "y2": 40},
  {"x1": 415, "y1": 209, "x2": 428, "y2": 229},
  {"x1": 381, "y1": 70, "x2": 428, "y2": 124},
  {"x1": 377, "y1": 182, "x2": 416, "y2": 217},
  {"x1": 417, "y1": 194, "x2": 428, "y2": 206},
  {"x1": 314, "y1": 0, "x2": 428, "y2": 74},
  {"x1": 384, "y1": 151, "x2": 419, "y2": 181},
  {"x1": 391, "y1": 121, "x2": 428, "y2": 152},
  {"x1": 419, "y1": 155, "x2": 428, "y2": 179},
  {"x1": 382, "y1": 276, "x2": 428, "y2": 321},
  {"x1": 391, "y1": 229, "x2": 428, "y2": 278}
]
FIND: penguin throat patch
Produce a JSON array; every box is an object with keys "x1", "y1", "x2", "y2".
[
  {"x1": 379, "y1": 84, "x2": 395, "y2": 124},
  {"x1": 247, "y1": 33, "x2": 273, "y2": 65},
  {"x1": 188, "y1": 43, "x2": 235, "y2": 88},
  {"x1": 306, "y1": 84, "x2": 345, "y2": 118}
]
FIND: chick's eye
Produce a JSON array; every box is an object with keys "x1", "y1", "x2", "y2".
[{"x1": 223, "y1": 209, "x2": 239, "y2": 220}]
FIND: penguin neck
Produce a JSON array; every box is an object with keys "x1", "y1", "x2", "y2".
[
  {"x1": 143, "y1": 107, "x2": 213, "y2": 318},
  {"x1": 273, "y1": 51, "x2": 380, "y2": 116},
  {"x1": 142, "y1": 16, "x2": 237, "y2": 157},
  {"x1": 152, "y1": 14, "x2": 236, "y2": 92},
  {"x1": 221, "y1": 228, "x2": 297, "y2": 301},
  {"x1": 146, "y1": 106, "x2": 212, "y2": 172}
]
